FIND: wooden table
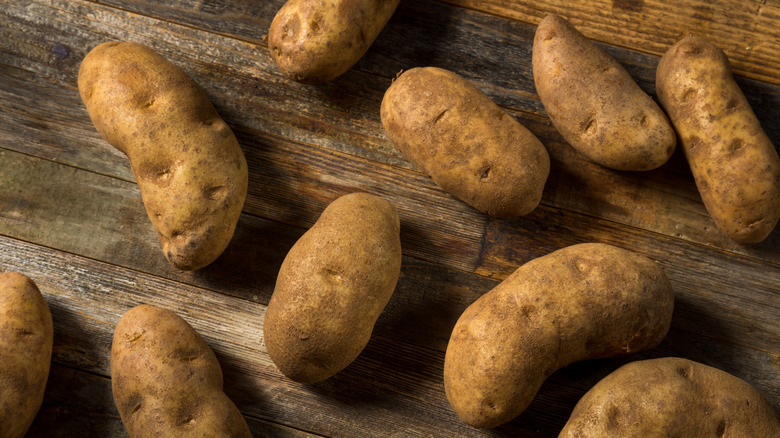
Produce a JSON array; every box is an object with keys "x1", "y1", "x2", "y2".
[{"x1": 1, "y1": 0, "x2": 778, "y2": 436}]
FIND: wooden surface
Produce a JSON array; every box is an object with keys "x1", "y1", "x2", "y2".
[{"x1": 0, "y1": 0, "x2": 778, "y2": 436}]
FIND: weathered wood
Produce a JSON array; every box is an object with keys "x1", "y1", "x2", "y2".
[
  {"x1": 0, "y1": 236, "x2": 544, "y2": 436},
  {"x1": 443, "y1": 0, "x2": 780, "y2": 86},
  {"x1": 26, "y1": 365, "x2": 325, "y2": 437},
  {"x1": 1, "y1": 0, "x2": 779, "y2": 436},
  {"x1": 2, "y1": 236, "x2": 778, "y2": 437},
  {"x1": 2, "y1": 0, "x2": 779, "y2": 265},
  {"x1": 3, "y1": 148, "x2": 778, "y2": 357},
  {"x1": 85, "y1": 0, "x2": 780, "y2": 87}
]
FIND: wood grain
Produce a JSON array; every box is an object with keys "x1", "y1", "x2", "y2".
[
  {"x1": 0, "y1": 0, "x2": 778, "y2": 436},
  {"x1": 26, "y1": 365, "x2": 321, "y2": 438},
  {"x1": 88, "y1": 0, "x2": 780, "y2": 87},
  {"x1": 443, "y1": 0, "x2": 780, "y2": 86},
  {"x1": 3, "y1": 0, "x2": 779, "y2": 265},
  {"x1": 2, "y1": 235, "x2": 777, "y2": 437},
  {"x1": 3, "y1": 147, "x2": 778, "y2": 357}
]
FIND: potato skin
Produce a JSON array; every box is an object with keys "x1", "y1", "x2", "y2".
[
  {"x1": 0, "y1": 272, "x2": 53, "y2": 438},
  {"x1": 268, "y1": 0, "x2": 400, "y2": 84},
  {"x1": 111, "y1": 304, "x2": 251, "y2": 438},
  {"x1": 381, "y1": 67, "x2": 550, "y2": 217},
  {"x1": 78, "y1": 41, "x2": 248, "y2": 270},
  {"x1": 560, "y1": 357, "x2": 780, "y2": 437},
  {"x1": 656, "y1": 36, "x2": 780, "y2": 243},
  {"x1": 264, "y1": 193, "x2": 402, "y2": 383},
  {"x1": 532, "y1": 14, "x2": 676, "y2": 171},
  {"x1": 443, "y1": 243, "x2": 674, "y2": 429}
]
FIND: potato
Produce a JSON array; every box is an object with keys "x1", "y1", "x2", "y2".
[
  {"x1": 656, "y1": 36, "x2": 780, "y2": 243},
  {"x1": 381, "y1": 67, "x2": 550, "y2": 217},
  {"x1": 78, "y1": 41, "x2": 248, "y2": 270},
  {"x1": 268, "y1": 0, "x2": 400, "y2": 84},
  {"x1": 443, "y1": 243, "x2": 674, "y2": 429},
  {"x1": 111, "y1": 304, "x2": 251, "y2": 437},
  {"x1": 560, "y1": 357, "x2": 780, "y2": 437},
  {"x1": 0, "y1": 272, "x2": 53, "y2": 438},
  {"x1": 532, "y1": 14, "x2": 676, "y2": 171},
  {"x1": 264, "y1": 192, "x2": 402, "y2": 383}
]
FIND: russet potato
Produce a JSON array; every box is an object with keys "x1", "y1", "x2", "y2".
[
  {"x1": 268, "y1": 0, "x2": 400, "y2": 84},
  {"x1": 560, "y1": 357, "x2": 780, "y2": 437},
  {"x1": 656, "y1": 36, "x2": 780, "y2": 243},
  {"x1": 533, "y1": 14, "x2": 676, "y2": 171},
  {"x1": 264, "y1": 192, "x2": 402, "y2": 383},
  {"x1": 78, "y1": 41, "x2": 248, "y2": 270},
  {"x1": 381, "y1": 67, "x2": 550, "y2": 217},
  {"x1": 0, "y1": 272, "x2": 53, "y2": 438},
  {"x1": 111, "y1": 304, "x2": 251, "y2": 437},
  {"x1": 444, "y1": 243, "x2": 674, "y2": 428}
]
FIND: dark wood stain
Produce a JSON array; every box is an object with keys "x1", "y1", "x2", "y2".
[{"x1": 1, "y1": 0, "x2": 778, "y2": 437}]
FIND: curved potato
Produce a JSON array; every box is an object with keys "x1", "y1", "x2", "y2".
[
  {"x1": 533, "y1": 14, "x2": 676, "y2": 171},
  {"x1": 560, "y1": 357, "x2": 780, "y2": 437},
  {"x1": 264, "y1": 193, "x2": 402, "y2": 383},
  {"x1": 381, "y1": 67, "x2": 550, "y2": 217},
  {"x1": 656, "y1": 36, "x2": 780, "y2": 243},
  {"x1": 111, "y1": 304, "x2": 251, "y2": 438},
  {"x1": 443, "y1": 243, "x2": 674, "y2": 429},
  {"x1": 268, "y1": 0, "x2": 400, "y2": 84},
  {"x1": 78, "y1": 41, "x2": 248, "y2": 270},
  {"x1": 0, "y1": 272, "x2": 53, "y2": 438}
]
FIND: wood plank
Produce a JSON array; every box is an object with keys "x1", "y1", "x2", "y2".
[
  {"x1": 0, "y1": 236, "x2": 544, "y2": 436},
  {"x1": 2, "y1": 236, "x2": 777, "y2": 437},
  {"x1": 478, "y1": 207, "x2": 780, "y2": 354},
  {"x1": 86, "y1": 0, "x2": 780, "y2": 87},
  {"x1": 0, "y1": 149, "x2": 780, "y2": 420},
  {"x1": 27, "y1": 365, "x2": 321, "y2": 438},
  {"x1": 0, "y1": 147, "x2": 489, "y2": 354},
  {"x1": 443, "y1": 0, "x2": 780, "y2": 86},
  {"x1": 3, "y1": 0, "x2": 780, "y2": 266},
  {"x1": 1, "y1": 149, "x2": 778, "y2": 376},
  {"x1": 1, "y1": 0, "x2": 777, "y2": 436}
]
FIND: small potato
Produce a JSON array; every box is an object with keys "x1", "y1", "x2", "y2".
[
  {"x1": 443, "y1": 243, "x2": 674, "y2": 429},
  {"x1": 0, "y1": 272, "x2": 53, "y2": 438},
  {"x1": 264, "y1": 193, "x2": 402, "y2": 383},
  {"x1": 111, "y1": 304, "x2": 251, "y2": 438},
  {"x1": 381, "y1": 67, "x2": 550, "y2": 217},
  {"x1": 560, "y1": 357, "x2": 780, "y2": 437},
  {"x1": 268, "y1": 0, "x2": 400, "y2": 84},
  {"x1": 656, "y1": 36, "x2": 780, "y2": 243},
  {"x1": 78, "y1": 41, "x2": 248, "y2": 270},
  {"x1": 532, "y1": 14, "x2": 676, "y2": 171}
]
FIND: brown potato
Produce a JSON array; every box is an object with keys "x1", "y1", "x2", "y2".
[
  {"x1": 78, "y1": 41, "x2": 248, "y2": 270},
  {"x1": 111, "y1": 304, "x2": 251, "y2": 438},
  {"x1": 381, "y1": 67, "x2": 550, "y2": 217},
  {"x1": 656, "y1": 36, "x2": 780, "y2": 243},
  {"x1": 264, "y1": 192, "x2": 402, "y2": 383},
  {"x1": 0, "y1": 272, "x2": 53, "y2": 438},
  {"x1": 532, "y1": 14, "x2": 676, "y2": 171},
  {"x1": 268, "y1": 0, "x2": 400, "y2": 84},
  {"x1": 443, "y1": 243, "x2": 674, "y2": 429},
  {"x1": 560, "y1": 357, "x2": 780, "y2": 437}
]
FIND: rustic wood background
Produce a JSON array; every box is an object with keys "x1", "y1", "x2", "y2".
[{"x1": 1, "y1": 0, "x2": 778, "y2": 436}]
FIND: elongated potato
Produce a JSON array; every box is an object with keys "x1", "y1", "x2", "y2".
[
  {"x1": 78, "y1": 41, "x2": 248, "y2": 270},
  {"x1": 656, "y1": 36, "x2": 780, "y2": 243},
  {"x1": 560, "y1": 357, "x2": 780, "y2": 437},
  {"x1": 381, "y1": 67, "x2": 550, "y2": 217},
  {"x1": 0, "y1": 272, "x2": 53, "y2": 438},
  {"x1": 269, "y1": 0, "x2": 400, "y2": 84},
  {"x1": 443, "y1": 243, "x2": 674, "y2": 429},
  {"x1": 264, "y1": 193, "x2": 402, "y2": 383},
  {"x1": 533, "y1": 14, "x2": 676, "y2": 171},
  {"x1": 111, "y1": 304, "x2": 251, "y2": 438}
]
